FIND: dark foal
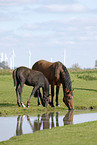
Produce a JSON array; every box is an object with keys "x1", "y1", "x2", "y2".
[{"x1": 13, "y1": 66, "x2": 50, "y2": 108}]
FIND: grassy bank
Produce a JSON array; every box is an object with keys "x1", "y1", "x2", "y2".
[
  {"x1": 0, "y1": 69, "x2": 97, "y2": 144},
  {"x1": 0, "y1": 69, "x2": 97, "y2": 116},
  {"x1": 1, "y1": 121, "x2": 97, "y2": 145}
]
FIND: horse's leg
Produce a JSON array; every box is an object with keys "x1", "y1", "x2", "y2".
[
  {"x1": 56, "y1": 85, "x2": 60, "y2": 107},
  {"x1": 27, "y1": 85, "x2": 39, "y2": 107},
  {"x1": 35, "y1": 89, "x2": 41, "y2": 106},
  {"x1": 38, "y1": 89, "x2": 44, "y2": 106},
  {"x1": 38, "y1": 89, "x2": 41, "y2": 106},
  {"x1": 51, "y1": 85, "x2": 55, "y2": 107},
  {"x1": 18, "y1": 83, "x2": 25, "y2": 108},
  {"x1": 38, "y1": 96, "x2": 41, "y2": 106},
  {"x1": 16, "y1": 84, "x2": 21, "y2": 107}
]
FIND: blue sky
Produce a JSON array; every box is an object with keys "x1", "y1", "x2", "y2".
[{"x1": 0, "y1": 0, "x2": 97, "y2": 68}]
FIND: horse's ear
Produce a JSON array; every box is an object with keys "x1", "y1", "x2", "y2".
[{"x1": 65, "y1": 88, "x2": 74, "y2": 94}]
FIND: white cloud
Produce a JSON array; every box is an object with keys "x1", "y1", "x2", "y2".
[
  {"x1": 0, "y1": 0, "x2": 35, "y2": 6},
  {"x1": 79, "y1": 36, "x2": 91, "y2": 41},
  {"x1": 39, "y1": 4, "x2": 89, "y2": 13},
  {"x1": 0, "y1": 0, "x2": 96, "y2": 14},
  {"x1": 15, "y1": 16, "x2": 97, "y2": 52},
  {"x1": 0, "y1": 0, "x2": 77, "y2": 6}
]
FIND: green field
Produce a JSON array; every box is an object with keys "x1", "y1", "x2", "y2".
[
  {"x1": 0, "y1": 69, "x2": 97, "y2": 144},
  {"x1": 0, "y1": 69, "x2": 97, "y2": 116}
]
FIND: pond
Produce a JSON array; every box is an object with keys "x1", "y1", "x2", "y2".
[{"x1": 0, "y1": 110, "x2": 97, "y2": 142}]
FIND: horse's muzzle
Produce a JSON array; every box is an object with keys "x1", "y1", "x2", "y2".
[{"x1": 63, "y1": 97, "x2": 74, "y2": 110}]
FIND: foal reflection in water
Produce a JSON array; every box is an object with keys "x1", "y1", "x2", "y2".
[
  {"x1": 16, "y1": 111, "x2": 74, "y2": 136},
  {"x1": 16, "y1": 115, "x2": 25, "y2": 136}
]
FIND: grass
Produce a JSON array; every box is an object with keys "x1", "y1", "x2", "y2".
[
  {"x1": 1, "y1": 121, "x2": 97, "y2": 145},
  {"x1": 0, "y1": 69, "x2": 97, "y2": 144},
  {"x1": 0, "y1": 69, "x2": 97, "y2": 115},
  {"x1": 70, "y1": 69, "x2": 97, "y2": 109}
]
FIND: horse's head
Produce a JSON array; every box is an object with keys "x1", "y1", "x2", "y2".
[{"x1": 63, "y1": 89, "x2": 74, "y2": 110}]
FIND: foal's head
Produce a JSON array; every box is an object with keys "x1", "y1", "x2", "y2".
[
  {"x1": 42, "y1": 77, "x2": 50, "y2": 108},
  {"x1": 42, "y1": 95, "x2": 50, "y2": 108}
]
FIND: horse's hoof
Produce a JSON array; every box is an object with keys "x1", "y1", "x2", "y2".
[
  {"x1": 56, "y1": 104, "x2": 60, "y2": 107},
  {"x1": 38, "y1": 104, "x2": 41, "y2": 106},
  {"x1": 27, "y1": 101, "x2": 29, "y2": 108},
  {"x1": 49, "y1": 101, "x2": 52, "y2": 106},
  {"x1": 17, "y1": 102, "x2": 21, "y2": 107},
  {"x1": 27, "y1": 104, "x2": 29, "y2": 108},
  {"x1": 49, "y1": 102, "x2": 55, "y2": 107},
  {"x1": 51, "y1": 104, "x2": 55, "y2": 107},
  {"x1": 21, "y1": 103, "x2": 26, "y2": 108}
]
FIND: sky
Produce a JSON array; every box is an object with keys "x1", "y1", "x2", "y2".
[{"x1": 0, "y1": 0, "x2": 97, "y2": 69}]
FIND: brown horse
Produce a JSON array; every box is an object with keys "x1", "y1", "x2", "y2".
[
  {"x1": 13, "y1": 66, "x2": 50, "y2": 108},
  {"x1": 32, "y1": 60, "x2": 74, "y2": 110}
]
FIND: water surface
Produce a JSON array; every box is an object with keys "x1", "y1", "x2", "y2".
[{"x1": 0, "y1": 111, "x2": 97, "y2": 142}]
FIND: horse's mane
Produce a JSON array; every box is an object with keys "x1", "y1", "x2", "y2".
[{"x1": 59, "y1": 62, "x2": 72, "y2": 92}]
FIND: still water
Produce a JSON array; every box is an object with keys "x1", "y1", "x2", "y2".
[{"x1": 0, "y1": 111, "x2": 97, "y2": 142}]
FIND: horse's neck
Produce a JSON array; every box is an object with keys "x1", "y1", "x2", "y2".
[
  {"x1": 61, "y1": 71, "x2": 66, "y2": 84},
  {"x1": 61, "y1": 71, "x2": 70, "y2": 90}
]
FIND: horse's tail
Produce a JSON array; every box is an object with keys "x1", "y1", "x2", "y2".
[{"x1": 13, "y1": 69, "x2": 17, "y2": 87}]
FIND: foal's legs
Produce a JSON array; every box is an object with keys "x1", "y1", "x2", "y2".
[
  {"x1": 16, "y1": 83, "x2": 25, "y2": 107},
  {"x1": 35, "y1": 90, "x2": 41, "y2": 106},
  {"x1": 37, "y1": 89, "x2": 43, "y2": 106},
  {"x1": 37, "y1": 89, "x2": 42, "y2": 106},
  {"x1": 18, "y1": 82, "x2": 26, "y2": 108},
  {"x1": 16, "y1": 84, "x2": 21, "y2": 107},
  {"x1": 38, "y1": 96, "x2": 41, "y2": 106},
  {"x1": 56, "y1": 85, "x2": 60, "y2": 107},
  {"x1": 27, "y1": 85, "x2": 39, "y2": 107}
]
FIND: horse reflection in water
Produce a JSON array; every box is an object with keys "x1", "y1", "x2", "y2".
[
  {"x1": 27, "y1": 112, "x2": 59, "y2": 132},
  {"x1": 27, "y1": 115, "x2": 41, "y2": 132},
  {"x1": 63, "y1": 110, "x2": 74, "y2": 125},
  {"x1": 16, "y1": 115, "x2": 25, "y2": 136},
  {"x1": 16, "y1": 111, "x2": 74, "y2": 136}
]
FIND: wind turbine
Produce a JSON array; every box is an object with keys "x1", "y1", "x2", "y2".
[
  {"x1": 10, "y1": 49, "x2": 15, "y2": 69},
  {"x1": 10, "y1": 56, "x2": 12, "y2": 69}
]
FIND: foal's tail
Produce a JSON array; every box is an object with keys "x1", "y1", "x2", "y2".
[{"x1": 13, "y1": 69, "x2": 17, "y2": 87}]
